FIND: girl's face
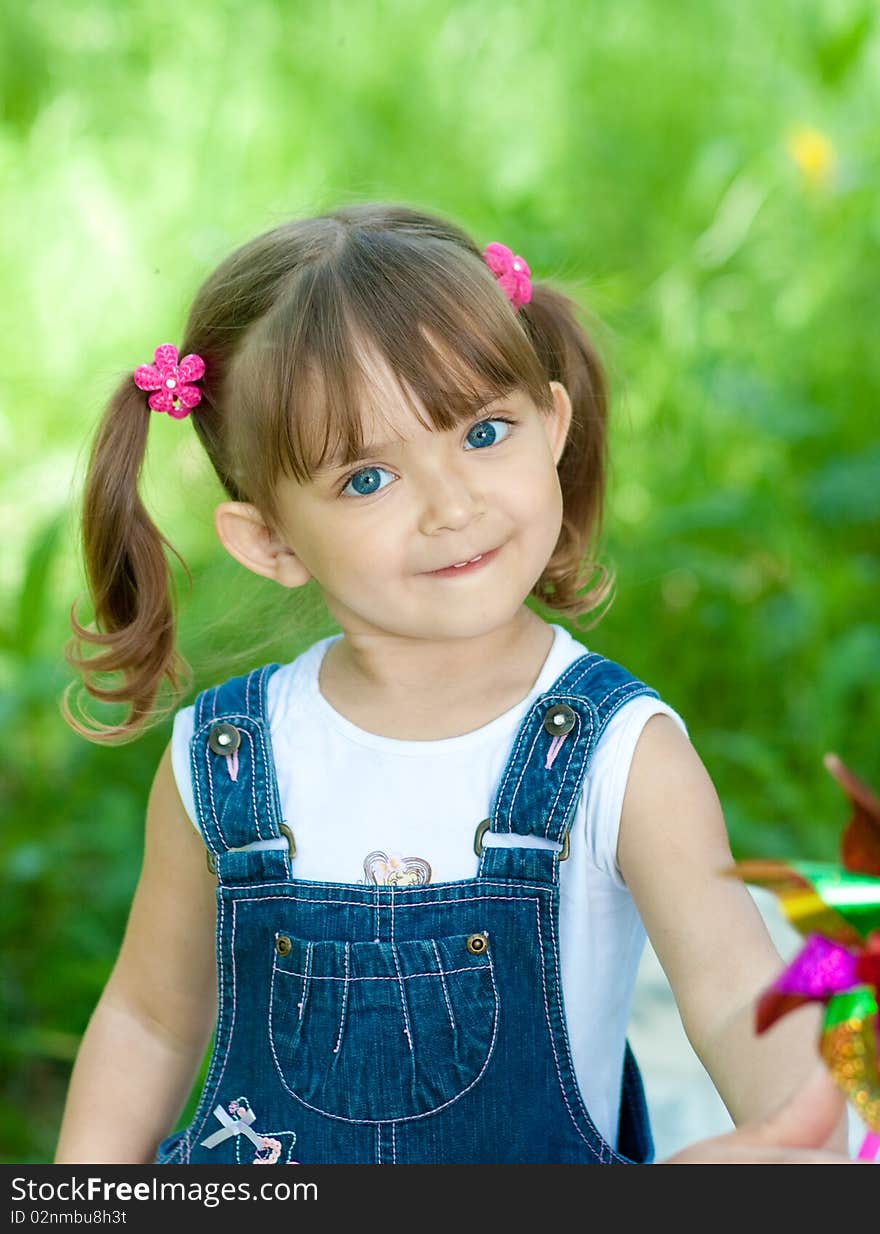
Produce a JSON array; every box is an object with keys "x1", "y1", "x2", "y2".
[{"x1": 219, "y1": 368, "x2": 573, "y2": 646}]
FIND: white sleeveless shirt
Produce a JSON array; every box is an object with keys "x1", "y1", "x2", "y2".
[{"x1": 170, "y1": 623, "x2": 688, "y2": 1150}]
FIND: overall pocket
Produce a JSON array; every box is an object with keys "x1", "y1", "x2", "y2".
[{"x1": 268, "y1": 930, "x2": 499, "y2": 1121}]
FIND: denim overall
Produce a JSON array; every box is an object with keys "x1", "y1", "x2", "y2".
[{"x1": 155, "y1": 649, "x2": 659, "y2": 1165}]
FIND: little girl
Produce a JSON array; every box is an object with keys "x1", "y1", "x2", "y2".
[{"x1": 54, "y1": 202, "x2": 851, "y2": 1165}]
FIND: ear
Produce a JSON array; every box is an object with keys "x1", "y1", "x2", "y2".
[
  {"x1": 545, "y1": 381, "x2": 573, "y2": 466},
  {"x1": 213, "y1": 502, "x2": 312, "y2": 589}
]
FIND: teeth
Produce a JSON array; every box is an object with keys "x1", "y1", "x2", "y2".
[{"x1": 452, "y1": 554, "x2": 482, "y2": 568}]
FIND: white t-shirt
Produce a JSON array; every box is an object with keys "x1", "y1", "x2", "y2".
[{"x1": 170, "y1": 622, "x2": 688, "y2": 1150}]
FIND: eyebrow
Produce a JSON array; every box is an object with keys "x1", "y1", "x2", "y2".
[{"x1": 314, "y1": 437, "x2": 405, "y2": 476}]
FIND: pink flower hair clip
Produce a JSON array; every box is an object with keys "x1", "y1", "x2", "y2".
[
  {"x1": 482, "y1": 242, "x2": 533, "y2": 311},
  {"x1": 133, "y1": 343, "x2": 206, "y2": 418}
]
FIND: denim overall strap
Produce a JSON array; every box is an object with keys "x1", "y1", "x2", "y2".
[
  {"x1": 477, "y1": 651, "x2": 659, "y2": 880},
  {"x1": 189, "y1": 662, "x2": 291, "y2": 886}
]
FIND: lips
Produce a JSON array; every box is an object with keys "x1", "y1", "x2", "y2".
[
  {"x1": 433, "y1": 550, "x2": 487, "y2": 571},
  {"x1": 424, "y1": 545, "x2": 501, "y2": 575}
]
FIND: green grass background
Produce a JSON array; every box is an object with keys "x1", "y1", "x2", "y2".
[{"x1": 1, "y1": 0, "x2": 877, "y2": 1163}]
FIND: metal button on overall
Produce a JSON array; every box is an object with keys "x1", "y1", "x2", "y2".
[
  {"x1": 543, "y1": 704, "x2": 575, "y2": 736},
  {"x1": 466, "y1": 932, "x2": 489, "y2": 955},
  {"x1": 208, "y1": 722, "x2": 241, "y2": 755},
  {"x1": 276, "y1": 935, "x2": 292, "y2": 956}
]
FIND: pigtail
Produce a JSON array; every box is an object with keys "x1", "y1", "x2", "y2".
[
  {"x1": 61, "y1": 375, "x2": 193, "y2": 743},
  {"x1": 518, "y1": 283, "x2": 616, "y2": 628}
]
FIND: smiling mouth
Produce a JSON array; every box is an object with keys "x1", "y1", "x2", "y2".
[{"x1": 424, "y1": 545, "x2": 502, "y2": 575}]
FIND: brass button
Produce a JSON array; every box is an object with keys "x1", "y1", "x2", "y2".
[
  {"x1": 209, "y1": 723, "x2": 241, "y2": 756},
  {"x1": 543, "y1": 704, "x2": 575, "y2": 736},
  {"x1": 466, "y1": 932, "x2": 489, "y2": 956},
  {"x1": 275, "y1": 935, "x2": 292, "y2": 956}
]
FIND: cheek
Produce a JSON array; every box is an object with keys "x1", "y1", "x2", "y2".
[
  {"x1": 322, "y1": 514, "x2": 401, "y2": 581},
  {"x1": 508, "y1": 457, "x2": 562, "y2": 522}
]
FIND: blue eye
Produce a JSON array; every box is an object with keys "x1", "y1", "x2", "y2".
[
  {"x1": 464, "y1": 417, "x2": 513, "y2": 450},
  {"x1": 338, "y1": 417, "x2": 515, "y2": 498},
  {"x1": 340, "y1": 465, "x2": 395, "y2": 498}
]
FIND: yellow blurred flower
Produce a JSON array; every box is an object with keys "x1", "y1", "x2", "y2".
[{"x1": 786, "y1": 126, "x2": 836, "y2": 186}]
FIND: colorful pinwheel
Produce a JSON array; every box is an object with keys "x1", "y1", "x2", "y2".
[{"x1": 731, "y1": 753, "x2": 880, "y2": 1162}]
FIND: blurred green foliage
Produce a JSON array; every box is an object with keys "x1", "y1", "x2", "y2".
[{"x1": 1, "y1": 0, "x2": 877, "y2": 1164}]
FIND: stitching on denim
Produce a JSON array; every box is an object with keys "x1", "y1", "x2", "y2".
[
  {"x1": 376, "y1": 1126, "x2": 381, "y2": 1164},
  {"x1": 205, "y1": 726, "x2": 266, "y2": 844},
  {"x1": 544, "y1": 652, "x2": 597, "y2": 697},
  {"x1": 192, "y1": 710, "x2": 274, "y2": 733},
  {"x1": 252, "y1": 735, "x2": 269, "y2": 841},
  {"x1": 541, "y1": 709, "x2": 595, "y2": 839},
  {"x1": 241, "y1": 725, "x2": 262, "y2": 844},
  {"x1": 203, "y1": 732, "x2": 233, "y2": 847},
  {"x1": 566, "y1": 654, "x2": 604, "y2": 691},
  {"x1": 333, "y1": 942, "x2": 350, "y2": 1053},
  {"x1": 491, "y1": 688, "x2": 595, "y2": 839},
  {"x1": 595, "y1": 680, "x2": 655, "y2": 719},
  {"x1": 390, "y1": 942, "x2": 413, "y2": 1053},
  {"x1": 503, "y1": 719, "x2": 557, "y2": 838},
  {"x1": 219, "y1": 873, "x2": 555, "y2": 894},
  {"x1": 267, "y1": 954, "x2": 500, "y2": 1125},
  {"x1": 492, "y1": 701, "x2": 547, "y2": 834},
  {"x1": 206, "y1": 725, "x2": 264, "y2": 844},
  {"x1": 233, "y1": 1128, "x2": 298, "y2": 1165},
  {"x1": 191, "y1": 709, "x2": 294, "y2": 856},
  {"x1": 498, "y1": 671, "x2": 658, "y2": 843},
  {"x1": 192, "y1": 738, "x2": 228, "y2": 851},
  {"x1": 391, "y1": 1122, "x2": 396, "y2": 1164},
  {"x1": 504, "y1": 694, "x2": 595, "y2": 841},
  {"x1": 546, "y1": 899, "x2": 622, "y2": 1161},
  {"x1": 543, "y1": 710, "x2": 597, "y2": 834},
  {"x1": 189, "y1": 729, "x2": 205, "y2": 831},
  {"x1": 251, "y1": 666, "x2": 272, "y2": 839},
  {"x1": 531, "y1": 901, "x2": 593, "y2": 1154},
  {"x1": 159, "y1": 1130, "x2": 188, "y2": 1164},
  {"x1": 191, "y1": 894, "x2": 232, "y2": 1151},
  {"x1": 300, "y1": 942, "x2": 313, "y2": 1021},
  {"x1": 274, "y1": 963, "x2": 488, "y2": 982},
  {"x1": 233, "y1": 891, "x2": 542, "y2": 909},
  {"x1": 539, "y1": 714, "x2": 580, "y2": 839},
  {"x1": 256, "y1": 665, "x2": 284, "y2": 845},
  {"x1": 192, "y1": 715, "x2": 277, "y2": 730},
  {"x1": 431, "y1": 940, "x2": 456, "y2": 1032},
  {"x1": 597, "y1": 679, "x2": 656, "y2": 712},
  {"x1": 543, "y1": 898, "x2": 632, "y2": 1164}
]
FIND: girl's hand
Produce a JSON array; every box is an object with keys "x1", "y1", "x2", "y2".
[{"x1": 661, "y1": 1066, "x2": 860, "y2": 1163}]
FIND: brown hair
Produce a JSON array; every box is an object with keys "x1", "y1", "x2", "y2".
[{"x1": 63, "y1": 201, "x2": 615, "y2": 743}]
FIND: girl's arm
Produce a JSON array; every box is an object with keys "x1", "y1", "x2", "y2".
[
  {"x1": 54, "y1": 743, "x2": 218, "y2": 1164},
  {"x1": 617, "y1": 714, "x2": 850, "y2": 1155}
]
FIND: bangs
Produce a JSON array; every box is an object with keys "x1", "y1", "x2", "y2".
[{"x1": 228, "y1": 228, "x2": 552, "y2": 500}]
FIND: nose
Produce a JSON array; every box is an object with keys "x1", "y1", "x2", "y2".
[{"x1": 416, "y1": 460, "x2": 487, "y2": 535}]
